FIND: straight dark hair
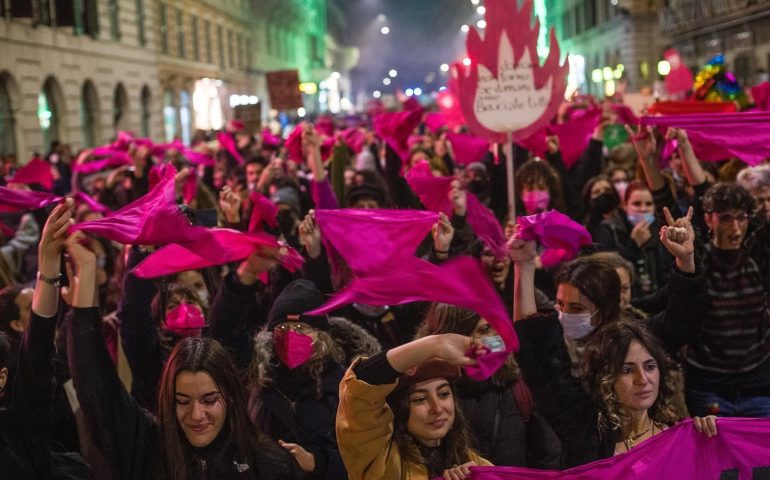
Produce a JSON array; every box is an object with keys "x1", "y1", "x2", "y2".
[
  {"x1": 555, "y1": 256, "x2": 622, "y2": 327},
  {"x1": 156, "y1": 337, "x2": 281, "y2": 479}
]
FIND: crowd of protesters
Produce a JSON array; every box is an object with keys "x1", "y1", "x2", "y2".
[{"x1": 3, "y1": 94, "x2": 767, "y2": 479}]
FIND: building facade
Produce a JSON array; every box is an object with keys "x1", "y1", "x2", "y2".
[
  {"x1": 0, "y1": 0, "x2": 161, "y2": 160},
  {"x1": 545, "y1": 0, "x2": 664, "y2": 97},
  {"x1": 0, "y1": 0, "x2": 358, "y2": 161},
  {"x1": 659, "y1": 0, "x2": 770, "y2": 88}
]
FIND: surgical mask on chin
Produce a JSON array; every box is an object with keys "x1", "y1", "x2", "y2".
[
  {"x1": 627, "y1": 212, "x2": 656, "y2": 226},
  {"x1": 558, "y1": 310, "x2": 596, "y2": 340},
  {"x1": 273, "y1": 329, "x2": 314, "y2": 369}
]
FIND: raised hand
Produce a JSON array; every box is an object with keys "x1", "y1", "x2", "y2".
[
  {"x1": 630, "y1": 220, "x2": 652, "y2": 247},
  {"x1": 298, "y1": 209, "x2": 322, "y2": 259},
  {"x1": 278, "y1": 440, "x2": 315, "y2": 473},
  {"x1": 443, "y1": 461, "x2": 477, "y2": 480},
  {"x1": 218, "y1": 186, "x2": 242, "y2": 224},
  {"x1": 38, "y1": 199, "x2": 74, "y2": 276},
  {"x1": 546, "y1": 134, "x2": 560, "y2": 154},
  {"x1": 432, "y1": 212, "x2": 454, "y2": 258},
  {"x1": 236, "y1": 245, "x2": 286, "y2": 285},
  {"x1": 507, "y1": 236, "x2": 537, "y2": 265},
  {"x1": 660, "y1": 206, "x2": 695, "y2": 273},
  {"x1": 449, "y1": 179, "x2": 467, "y2": 216}
]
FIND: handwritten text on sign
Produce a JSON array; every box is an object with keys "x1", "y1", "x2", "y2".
[{"x1": 474, "y1": 33, "x2": 552, "y2": 133}]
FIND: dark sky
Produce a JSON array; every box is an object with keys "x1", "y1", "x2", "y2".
[{"x1": 344, "y1": 0, "x2": 481, "y2": 97}]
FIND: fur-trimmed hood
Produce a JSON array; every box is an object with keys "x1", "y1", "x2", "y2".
[{"x1": 251, "y1": 315, "x2": 382, "y2": 382}]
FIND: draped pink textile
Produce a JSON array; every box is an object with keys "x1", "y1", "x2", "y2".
[
  {"x1": 132, "y1": 228, "x2": 303, "y2": 278},
  {"x1": 611, "y1": 104, "x2": 639, "y2": 125},
  {"x1": 0, "y1": 186, "x2": 62, "y2": 211},
  {"x1": 315, "y1": 116, "x2": 335, "y2": 137},
  {"x1": 182, "y1": 169, "x2": 198, "y2": 205},
  {"x1": 518, "y1": 109, "x2": 602, "y2": 168},
  {"x1": 71, "y1": 166, "x2": 209, "y2": 245},
  {"x1": 341, "y1": 128, "x2": 365, "y2": 154},
  {"x1": 446, "y1": 132, "x2": 490, "y2": 166},
  {"x1": 217, "y1": 131, "x2": 244, "y2": 165},
  {"x1": 73, "y1": 191, "x2": 111, "y2": 214},
  {"x1": 308, "y1": 209, "x2": 518, "y2": 379},
  {"x1": 458, "y1": 418, "x2": 770, "y2": 480},
  {"x1": 8, "y1": 158, "x2": 53, "y2": 190},
  {"x1": 751, "y1": 82, "x2": 770, "y2": 111},
  {"x1": 641, "y1": 112, "x2": 770, "y2": 165},
  {"x1": 373, "y1": 108, "x2": 424, "y2": 163},
  {"x1": 285, "y1": 125, "x2": 304, "y2": 162},
  {"x1": 261, "y1": 128, "x2": 282, "y2": 149},
  {"x1": 425, "y1": 113, "x2": 447, "y2": 134},
  {"x1": 405, "y1": 174, "x2": 507, "y2": 258},
  {"x1": 517, "y1": 210, "x2": 592, "y2": 268},
  {"x1": 314, "y1": 209, "x2": 438, "y2": 275},
  {"x1": 248, "y1": 191, "x2": 279, "y2": 233},
  {"x1": 307, "y1": 255, "x2": 518, "y2": 379},
  {"x1": 73, "y1": 152, "x2": 133, "y2": 174}
]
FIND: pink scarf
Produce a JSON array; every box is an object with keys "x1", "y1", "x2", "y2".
[
  {"x1": 0, "y1": 186, "x2": 62, "y2": 211},
  {"x1": 518, "y1": 108, "x2": 602, "y2": 168},
  {"x1": 71, "y1": 166, "x2": 209, "y2": 244},
  {"x1": 133, "y1": 228, "x2": 303, "y2": 278},
  {"x1": 446, "y1": 132, "x2": 490, "y2": 166},
  {"x1": 373, "y1": 108, "x2": 424, "y2": 163},
  {"x1": 248, "y1": 191, "x2": 279, "y2": 233},
  {"x1": 8, "y1": 158, "x2": 54, "y2": 190},
  {"x1": 405, "y1": 174, "x2": 507, "y2": 258},
  {"x1": 517, "y1": 210, "x2": 592, "y2": 267},
  {"x1": 641, "y1": 111, "x2": 770, "y2": 166}
]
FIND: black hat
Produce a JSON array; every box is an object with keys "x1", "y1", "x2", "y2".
[
  {"x1": 346, "y1": 183, "x2": 386, "y2": 207},
  {"x1": 267, "y1": 280, "x2": 330, "y2": 331}
]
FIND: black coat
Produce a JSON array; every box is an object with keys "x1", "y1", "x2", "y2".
[{"x1": 68, "y1": 307, "x2": 301, "y2": 480}]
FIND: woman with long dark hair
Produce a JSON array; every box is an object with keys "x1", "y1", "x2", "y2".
[
  {"x1": 66, "y1": 230, "x2": 301, "y2": 479},
  {"x1": 336, "y1": 333, "x2": 492, "y2": 479}
]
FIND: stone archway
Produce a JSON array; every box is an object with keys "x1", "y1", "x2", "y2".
[{"x1": 81, "y1": 80, "x2": 101, "y2": 147}]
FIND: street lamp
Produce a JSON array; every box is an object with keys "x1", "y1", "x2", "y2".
[
  {"x1": 477, "y1": 6, "x2": 486, "y2": 15},
  {"x1": 389, "y1": 69, "x2": 398, "y2": 77},
  {"x1": 657, "y1": 60, "x2": 671, "y2": 76},
  {"x1": 383, "y1": 78, "x2": 391, "y2": 86},
  {"x1": 440, "y1": 63, "x2": 449, "y2": 72},
  {"x1": 461, "y1": 24, "x2": 469, "y2": 33},
  {"x1": 381, "y1": 26, "x2": 390, "y2": 35},
  {"x1": 477, "y1": 19, "x2": 487, "y2": 29},
  {"x1": 373, "y1": 90, "x2": 382, "y2": 98}
]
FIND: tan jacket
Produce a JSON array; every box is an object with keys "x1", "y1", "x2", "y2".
[{"x1": 336, "y1": 360, "x2": 491, "y2": 480}]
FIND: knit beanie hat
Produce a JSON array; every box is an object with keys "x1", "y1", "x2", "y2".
[{"x1": 267, "y1": 279, "x2": 330, "y2": 331}]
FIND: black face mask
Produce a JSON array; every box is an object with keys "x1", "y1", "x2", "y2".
[
  {"x1": 277, "y1": 210, "x2": 298, "y2": 236},
  {"x1": 589, "y1": 192, "x2": 619, "y2": 216}
]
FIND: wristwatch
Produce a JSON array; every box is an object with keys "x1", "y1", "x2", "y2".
[{"x1": 37, "y1": 271, "x2": 63, "y2": 288}]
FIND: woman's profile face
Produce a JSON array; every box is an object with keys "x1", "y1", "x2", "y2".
[
  {"x1": 175, "y1": 370, "x2": 226, "y2": 448},
  {"x1": 471, "y1": 318, "x2": 498, "y2": 340},
  {"x1": 613, "y1": 340, "x2": 660, "y2": 414},
  {"x1": 406, "y1": 378, "x2": 456, "y2": 447}
]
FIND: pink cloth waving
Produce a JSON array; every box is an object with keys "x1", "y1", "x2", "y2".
[
  {"x1": 71, "y1": 165, "x2": 208, "y2": 245},
  {"x1": 0, "y1": 186, "x2": 62, "y2": 212},
  {"x1": 8, "y1": 158, "x2": 54, "y2": 190},
  {"x1": 133, "y1": 229, "x2": 303, "y2": 278},
  {"x1": 517, "y1": 210, "x2": 592, "y2": 268},
  {"x1": 373, "y1": 108, "x2": 424, "y2": 163},
  {"x1": 641, "y1": 111, "x2": 770, "y2": 166}
]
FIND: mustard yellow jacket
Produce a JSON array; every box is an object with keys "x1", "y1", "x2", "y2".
[{"x1": 336, "y1": 360, "x2": 492, "y2": 480}]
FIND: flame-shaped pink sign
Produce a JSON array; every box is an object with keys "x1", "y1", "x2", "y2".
[{"x1": 455, "y1": 0, "x2": 568, "y2": 144}]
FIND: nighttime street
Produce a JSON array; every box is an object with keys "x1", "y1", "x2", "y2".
[{"x1": 2, "y1": 1, "x2": 770, "y2": 479}]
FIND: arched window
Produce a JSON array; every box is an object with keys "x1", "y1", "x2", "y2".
[
  {"x1": 80, "y1": 80, "x2": 101, "y2": 147},
  {"x1": 140, "y1": 86, "x2": 152, "y2": 137},
  {"x1": 0, "y1": 72, "x2": 19, "y2": 156},
  {"x1": 113, "y1": 83, "x2": 129, "y2": 132},
  {"x1": 39, "y1": 76, "x2": 65, "y2": 152},
  {"x1": 108, "y1": 0, "x2": 120, "y2": 40}
]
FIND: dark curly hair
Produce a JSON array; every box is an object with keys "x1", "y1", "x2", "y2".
[
  {"x1": 582, "y1": 321, "x2": 681, "y2": 434},
  {"x1": 515, "y1": 160, "x2": 566, "y2": 213},
  {"x1": 702, "y1": 182, "x2": 755, "y2": 214}
]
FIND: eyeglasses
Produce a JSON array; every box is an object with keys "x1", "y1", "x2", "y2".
[
  {"x1": 714, "y1": 212, "x2": 750, "y2": 224},
  {"x1": 274, "y1": 322, "x2": 315, "y2": 334}
]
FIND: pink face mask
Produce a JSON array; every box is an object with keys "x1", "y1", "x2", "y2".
[
  {"x1": 164, "y1": 303, "x2": 206, "y2": 336},
  {"x1": 273, "y1": 329, "x2": 314, "y2": 369},
  {"x1": 522, "y1": 190, "x2": 550, "y2": 214}
]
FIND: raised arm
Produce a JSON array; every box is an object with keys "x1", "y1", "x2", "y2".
[
  {"x1": 67, "y1": 231, "x2": 156, "y2": 480},
  {"x1": 509, "y1": 236, "x2": 538, "y2": 320},
  {"x1": 673, "y1": 128, "x2": 707, "y2": 187}
]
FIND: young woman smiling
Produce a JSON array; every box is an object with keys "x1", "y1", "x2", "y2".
[
  {"x1": 65, "y1": 231, "x2": 301, "y2": 479},
  {"x1": 336, "y1": 334, "x2": 492, "y2": 480}
]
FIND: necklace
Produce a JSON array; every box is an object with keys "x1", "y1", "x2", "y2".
[{"x1": 623, "y1": 418, "x2": 654, "y2": 451}]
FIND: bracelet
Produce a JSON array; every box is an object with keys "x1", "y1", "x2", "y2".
[{"x1": 37, "y1": 271, "x2": 63, "y2": 288}]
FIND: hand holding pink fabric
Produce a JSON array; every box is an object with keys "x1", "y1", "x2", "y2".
[{"x1": 517, "y1": 210, "x2": 592, "y2": 267}]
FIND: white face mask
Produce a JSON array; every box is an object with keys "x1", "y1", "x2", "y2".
[{"x1": 558, "y1": 310, "x2": 597, "y2": 340}]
